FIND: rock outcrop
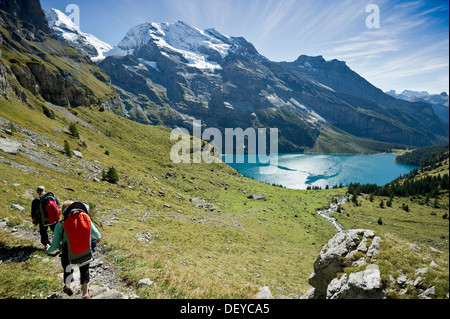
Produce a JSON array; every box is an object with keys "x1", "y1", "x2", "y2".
[
  {"x1": 326, "y1": 265, "x2": 384, "y2": 299},
  {"x1": 302, "y1": 229, "x2": 384, "y2": 299},
  {"x1": 0, "y1": 0, "x2": 116, "y2": 109},
  {"x1": 0, "y1": 62, "x2": 12, "y2": 98}
]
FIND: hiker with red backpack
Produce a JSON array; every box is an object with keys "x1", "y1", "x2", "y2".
[
  {"x1": 31, "y1": 186, "x2": 61, "y2": 249},
  {"x1": 46, "y1": 200, "x2": 101, "y2": 299}
]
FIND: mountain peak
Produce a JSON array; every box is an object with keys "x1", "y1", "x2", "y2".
[
  {"x1": 45, "y1": 8, "x2": 80, "y2": 33},
  {"x1": 44, "y1": 8, "x2": 112, "y2": 62},
  {"x1": 109, "y1": 21, "x2": 248, "y2": 70}
]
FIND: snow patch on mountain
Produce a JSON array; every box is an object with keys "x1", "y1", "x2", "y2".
[
  {"x1": 106, "y1": 21, "x2": 235, "y2": 70},
  {"x1": 138, "y1": 58, "x2": 160, "y2": 72},
  {"x1": 45, "y1": 8, "x2": 112, "y2": 62}
]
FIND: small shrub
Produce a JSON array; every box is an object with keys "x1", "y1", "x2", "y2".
[
  {"x1": 402, "y1": 203, "x2": 409, "y2": 212},
  {"x1": 8, "y1": 121, "x2": 17, "y2": 134},
  {"x1": 63, "y1": 140, "x2": 72, "y2": 157},
  {"x1": 432, "y1": 198, "x2": 439, "y2": 208},
  {"x1": 377, "y1": 217, "x2": 383, "y2": 225},
  {"x1": 387, "y1": 196, "x2": 393, "y2": 207},
  {"x1": 103, "y1": 167, "x2": 119, "y2": 184},
  {"x1": 69, "y1": 122, "x2": 79, "y2": 138}
]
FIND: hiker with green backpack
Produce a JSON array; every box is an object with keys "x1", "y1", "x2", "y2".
[
  {"x1": 46, "y1": 200, "x2": 101, "y2": 299},
  {"x1": 31, "y1": 186, "x2": 61, "y2": 250}
]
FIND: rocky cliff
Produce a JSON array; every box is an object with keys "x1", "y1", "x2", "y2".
[{"x1": 0, "y1": 0, "x2": 116, "y2": 109}]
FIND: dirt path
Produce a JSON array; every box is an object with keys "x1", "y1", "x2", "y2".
[{"x1": 0, "y1": 218, "x2": 139, "y2": 299}]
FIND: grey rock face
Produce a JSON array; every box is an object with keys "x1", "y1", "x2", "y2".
[
  {"x1": 304, "y1": 229, "x2": 384, "y2": 299},
  {"x1": 0, "y1": 136, "x2": 21, "y2": 154},
  {"x1": 326, "y1": 266, "x2": 384, "y2": 299},
  {"x1": 0, "y1": 62, "x2": 12, "y2": 98},
  {"x1": 418, "y1": 286, "x2": 436, "y2": 299}
]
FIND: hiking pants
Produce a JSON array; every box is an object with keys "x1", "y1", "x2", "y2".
[
  {"x1": 61, "y1": 244, "x2": 90, "y2": 285},
  {"x1": 39, "y1": 223, "x2": 56, "y2": 246}
]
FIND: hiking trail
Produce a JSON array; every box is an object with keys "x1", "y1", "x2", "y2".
[{"x1": 0, "y1": 218, "x2": 139, "y2": 299}]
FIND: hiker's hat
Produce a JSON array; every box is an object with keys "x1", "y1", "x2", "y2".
[{"x1": 37, "y1": 186, "x2": 45, "y2": 192}]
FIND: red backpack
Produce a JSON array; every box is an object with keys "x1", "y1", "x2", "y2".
[
  {"x1": 39, "y1": 192, "x2": 60, "y2": 226},
  {"x1": 62, "y1": 202, "x2": 93, "y2": 266}
]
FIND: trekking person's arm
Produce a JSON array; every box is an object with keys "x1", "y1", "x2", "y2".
[
  {"x1": 46, "y1": 223, "x2": 62, "y2": 253},
  {"x1": 91, "y1": 222, "x2": 101, "y2": 242},
  {"x1": 31, "y1": 199, "x2": 38, "y2": 225}
]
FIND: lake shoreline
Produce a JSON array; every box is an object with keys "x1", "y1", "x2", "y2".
[{"x1": 223, "y1": 153, "x2": 419, "y2": 191}]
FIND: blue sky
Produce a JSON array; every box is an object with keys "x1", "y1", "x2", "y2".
[{"x1": 40, "y1": 0, "x2": 449, "y2": 94}]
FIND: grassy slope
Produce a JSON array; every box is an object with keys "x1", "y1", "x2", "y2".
[
  {"x1": 332, "y1": 158, "x2": 449, "y2": 298},
  {"x1": 0, "y1": 95, "x2": 345, "y2": 299}
]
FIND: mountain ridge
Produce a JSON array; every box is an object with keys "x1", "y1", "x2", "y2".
[
  {"x1": 97, "y1": 20, "x2": 448, "y2": 153},
  {"x1": 386, "y1": 89, "x2": 449, "y2": 123}
]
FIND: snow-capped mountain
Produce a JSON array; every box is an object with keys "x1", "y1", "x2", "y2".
[
  {"x1": 105, "y1": 20, "x2": 258, "y2": 70},
  {"x1": 45, "y1": 8, "x2": 112, "y2": 62},
  {"x1": 387, "y1": 90, "x2": 449, "y2": 122},
  {"x1": 98, "y1": 20, "x2": 448, "y2": 152},
  {"x1": 387, "y1": 90, "x2": 448, "y2": 104}
]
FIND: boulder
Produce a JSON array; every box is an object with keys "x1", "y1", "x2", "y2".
[
  {"x1": 72, "y1": 150, "x2": 83, "y2": 158},
  {"x1": 247, "y1": 194, "x2": 267, "y2": 201},
  {"x1": 255, "y1": 286, "x2": 273, "y2": 299},
  {"x1": 430, "y1": 261, "x2": 439, "y2": 268},
  {"x1": 191, "y1": 198, "x2": 206, "y2": 207},
  {"x1": 414, "y1": 268, "x2": 429, "y2": 276},
  {"x1": 137, "y1": 278, "x2": 153, "y2": 288},
  {"x1": 10, "y1": 204, "x2": 25, "y2": 212},
  {"x1": 418, "y1": 286, "x2": 436, "y2": 299},
  {"x1": 430, "y1": 247, "x2": 443, "y2": 254},
  {"x1": 406, "y1": 243, "x2": 422, "y2": 251}
]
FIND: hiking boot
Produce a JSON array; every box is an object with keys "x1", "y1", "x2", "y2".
[
  {"x1": 83, "y1": 290, "x2": 93, "y2": 299},
  {"x1": 63, "y1": 285, "x2": 74, "y2": 296}
]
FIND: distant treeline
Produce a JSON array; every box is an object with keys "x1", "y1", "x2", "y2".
[
  {"x1": 348, "y1": 173, "x2": 449, "y2": 198},
  {"x1": 396, "y1": 144, "x2": 449, "y2": 166},
  {"x1": 349, "y1": 150, "x2": 449, "y2": 198}
]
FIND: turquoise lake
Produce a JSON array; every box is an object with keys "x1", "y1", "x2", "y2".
[{"x1": 223, "y1": 153, "x2": 419, "y2": 190}]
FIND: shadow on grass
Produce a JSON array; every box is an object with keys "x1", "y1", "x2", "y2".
[{"x1": 0, "y1": 243, "x2": 41, "y2": 263}]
